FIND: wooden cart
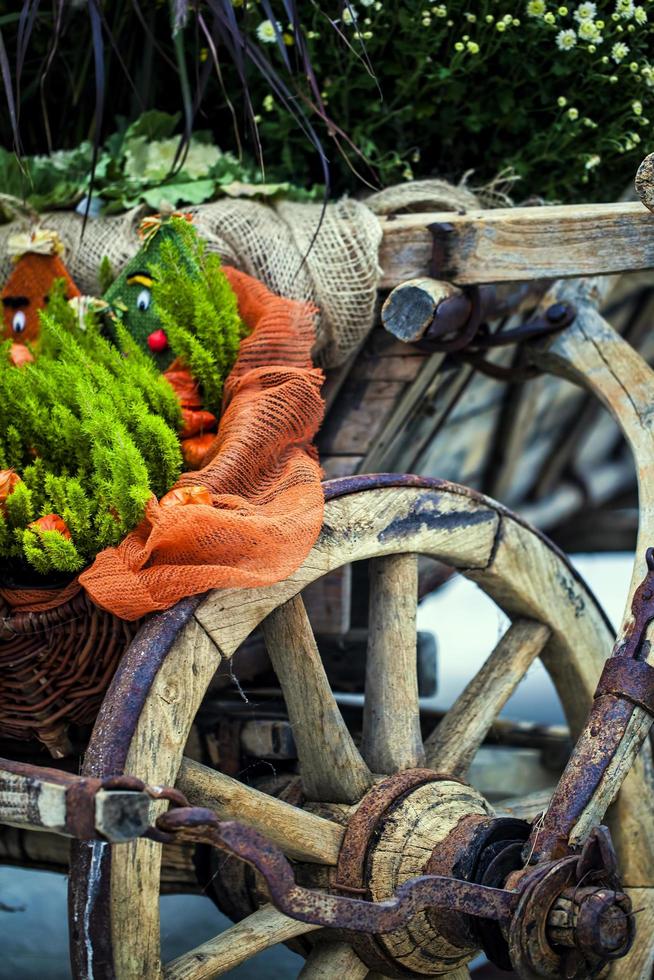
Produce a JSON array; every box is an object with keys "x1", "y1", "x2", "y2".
[{"x1": 2, "y1": 162, "x2": 654, "y2": 979}]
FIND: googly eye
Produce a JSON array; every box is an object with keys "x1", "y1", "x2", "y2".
[
  {"x1": 136, "y1": 288, "x2": 151, "y2": 313},
  {"x1": 12, "y1": 310, "x2": 26, "y2": 334}
]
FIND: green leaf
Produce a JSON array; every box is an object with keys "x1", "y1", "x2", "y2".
[
  {"x1": 141, "y1": 179, "x2": 216, "y2": 209},
  {"x1": 123, "y1": 110, "x2": 181, "y2": 142}
]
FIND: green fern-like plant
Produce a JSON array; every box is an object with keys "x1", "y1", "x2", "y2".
[
  {"x1": 148, "y1": 218, "x2": 247, "y2": 411},
  {"x1": 0, "y1": 288, "x2": 185, "y2": 578}
]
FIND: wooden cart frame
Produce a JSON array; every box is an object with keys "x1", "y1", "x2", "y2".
[{"x1": 2, "y1": 175, "x2": 654, "y2": 979}]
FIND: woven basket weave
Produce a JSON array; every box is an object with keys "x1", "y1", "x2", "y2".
[{"x1": 0, "y1": 590, "x2": 138, "y2": 757}]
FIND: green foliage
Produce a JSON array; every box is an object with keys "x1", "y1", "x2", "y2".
[
  {"x1": 148, "y1": 218, "x2": 247, "y2": 411},
  {"x1": 2, "y1": 3, "x2": 654, "y2": 207},
  {"x1": 0, "y1": 110, "x2": 322, "y2": 218},
  {"x1": 21, "y1": 528, "x2": 84, "y2": 577},
  {"x1": 0, "y1": 297, "x2": 184, "y2": 577},
  {"x1": 245, "y1": 0, "x2": 654, "y2": 202}
]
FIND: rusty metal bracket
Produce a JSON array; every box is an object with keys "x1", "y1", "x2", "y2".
[{"x1": 594, "y1": 656, "x2": 654, "y2": 715}]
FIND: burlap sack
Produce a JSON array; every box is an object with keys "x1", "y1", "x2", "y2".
[{"x1": 0, "y1": 179, "x2": 479, "y2": 367}]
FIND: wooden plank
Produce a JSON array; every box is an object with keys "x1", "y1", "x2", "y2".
[
  {"x1": 177, "y1": 758, "x2": 344, "y2": 864},
  {"x1": 320, "y1": 455, "x2": 363, "y2": 479},
  {"x1": 262, "y1": 595, "x2": 373, "y2": 803},
  {"x1": 317, "y1": 379, "x2": 406, "y2": 456},
  {"x1": 362, "y1": 554, "x2": 424, "y2": 773},
  {"x1": 109, "y1": 616, "x2": 222, "y2": 980},
  {"x1": 424, "y1": 620, "x2": 550, "y2": 775},
  {"x1": 0, "y1": 760, "x2": 150, "y2": 842},
  {"x1": 302, "y1": 564, "x2": 352, "y2": 635},
  {"x1": 164, "y1": 904, "x2": 320, "y2": 980},
  {"x1": 378, "y1": 201, "x2": 654, "y2": 288},
  {"x1": 358, "y1": 351, "x2": 446, "y2": 471},
  {"x1": 298, "y1": 943, "x2": 368, "y2": 979}
]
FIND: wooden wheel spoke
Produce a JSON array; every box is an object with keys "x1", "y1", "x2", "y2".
[
  {"x1": 163, "y1": 904, "x2": 320, "y2": 979},
  {"x1": 298, "y1": 942, "x2": 368, "y2": 979},
  {"x1": 176, "y1": 757, "x2": 344, "y2": 864},
  {"x1": 262, "y1": 594, "x2": 373, "y2": 803},
  {"x1": 362, "y1": 554, "x2": 425, "y2": 774},
  {"x1": 424, "y1": 619, "x2": 551, "y2": 776}
]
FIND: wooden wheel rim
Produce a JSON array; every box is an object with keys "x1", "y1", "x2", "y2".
[{"x1": 69, "y1": 475, "x2": 649, "y2": 980}]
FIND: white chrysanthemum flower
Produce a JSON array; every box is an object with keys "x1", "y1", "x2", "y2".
[
  {"x1": 611, "y1": 40, "x2": 629, "y2": 61},
  {"x1": 614, "y1": 0, "x2": 635, "y2": 18},
  {"x1": 256, "y1": 19, "x2": 282, "y2": 43},
  {"x1": 556, "y1": 28, "x2": 577, "y2": 49},
  {"x1": 634, "y1": 5, "x2": 647, "y2": 23},
  {"x1": 577, "y1": 18, "x2": 602, "y2": 39},
  {"x1": 574, "y1": 2, "x2": 597, "y2": 20},
  {"x1": 585, "y1": 154, "x2": 601, "y2": 169},
  {"x1": 342, "y1": 6, "x2": 358, "y2": 24},
  {"x1": 526, "y1": 0, "x2": 546, "y2": 17}
]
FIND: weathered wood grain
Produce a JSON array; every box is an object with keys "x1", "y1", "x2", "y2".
[
  {"x1": 526, "y1": 282, "x2": 654, "y2": 883},
  {"x1": 495, "y1": 789, "x2": 554, "y2": 822},
  {"x1": 176, "y1": 758, "x2": 344, "y2": 864},
  {"x1": 367, "y1": 780, "x2": 491, "y2": 974},
  {"x1": 378, "y1": 201, "x2": 654, "y2": 288},
  {"x1": 262, "y1": 595, "x2": 373, "y2": 803},
  {"x1": 608, "y1": 888, "x2": 654, "y2": 979},
  {"x1": 109, "y1": 616, "x2": 222, "y2": 980},
  {"x1": 424, "y1": 620, "x2": 550, "y2": 775},
  {"x1": 381, "y1": 278, "x2": 466, "y2": 342},
  {"x1": 164, "y1": 904, "x2": 320, "y2": 979},
  {"x1": 298, "y1": 943, "x2": 368, "y2": 979},
  {"x1": 362, "y1": 554, "x2": 425, "y2": 774}
]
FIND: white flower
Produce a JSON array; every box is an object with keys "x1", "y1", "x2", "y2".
[
  {"x1": 577, "y1": 18, "x2": 602, "y2": 39},
  {"x1": 614, "y1": 0, "x2": 635, "y2": 18},
  {"x1": 585, "y1": 154, "x2": 601, "y2": 169},
  {"x1": 256, "y1": 19, "x2": 282, "y2": 43},
  {"x1": 574, "y1": 2, "x2": 597, "y2": 19},
  {"x1": 360, "y1": 0, "x2": 375, "y2": 6},
  {"x1": 634, "y1": 5, "x2": 647, "y2": 22},
  {"x1": 526, "y1": 0, "x2": 546, "y2": 16},
  {"x1": 611, "y1": 40, "x2": 629, "y2": 61},
  {"x1": 342, "y1": 5, "x2": 358, "y2": 24},
  {"x1": 556, "y1": 28, "x2": 578, "y2": 48}
]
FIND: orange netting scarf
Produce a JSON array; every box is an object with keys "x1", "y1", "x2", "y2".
[{"x1": 75, "y1": 266, "x2": 324, "y2": 620}]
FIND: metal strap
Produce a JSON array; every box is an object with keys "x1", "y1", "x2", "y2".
[{"x1": 594, "y1": 657, "x2": 654, "y2": 715}]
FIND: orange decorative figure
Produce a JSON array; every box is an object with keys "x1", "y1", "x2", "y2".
[{"x1": 2, "y1": 229, "x2": 80, "y2": 347}]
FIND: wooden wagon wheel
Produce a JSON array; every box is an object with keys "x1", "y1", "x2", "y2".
[{"x1": 67, "y1": 474, "x2": 653, "y2": 980}]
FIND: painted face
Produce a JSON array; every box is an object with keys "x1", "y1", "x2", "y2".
[
  {"x1": 104, "y1": 263, "x2": 173, "y2": 370},
  {"x1": 1, "y1": 253, "x2": 80, "y2": 346}
]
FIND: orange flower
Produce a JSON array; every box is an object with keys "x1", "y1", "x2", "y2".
[
  {"x1": 181, "y1": 433, "x2": 216, "y2": 470},
  {"x1": 180, "y1": 408, "x2": 217, "y2": 439},
  {"x1": 0, "y1": 470, "x2": 21, "y2": 513},
  {"x1": 28, "y1": 514, "x2": 72, "y2": 539},
  {"x1": 160, "y1": 485, "x2": 213, "y2": 508}
]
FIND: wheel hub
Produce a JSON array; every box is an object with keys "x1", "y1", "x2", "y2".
[{"x1": 176, "y1": 769, "x2": 635, "y2": 980}]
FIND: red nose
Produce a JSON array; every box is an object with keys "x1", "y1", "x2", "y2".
[{"x1": 147, "y1": 329, "x2": 169, "y2": 353}]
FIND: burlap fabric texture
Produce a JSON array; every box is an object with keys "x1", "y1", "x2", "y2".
[{"x1": 0, "y1": 179, "x2": 479, "y2": 368}]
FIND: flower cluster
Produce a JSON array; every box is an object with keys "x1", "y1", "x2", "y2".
[{"x1": 243, "y1": 0, "x2": 654, "y2": 202}]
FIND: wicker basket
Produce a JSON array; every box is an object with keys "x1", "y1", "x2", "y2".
[{"x1": 0, "y1": 587, "x2": 139, "y2": 757}]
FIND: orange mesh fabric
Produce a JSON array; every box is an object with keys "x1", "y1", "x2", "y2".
[{"x1": 79, "y1": 266, "x2": 325, "y2": 620}]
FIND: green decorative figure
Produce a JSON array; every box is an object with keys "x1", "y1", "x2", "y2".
[
  {"x1": 102, "y1": 214, "x2": 246, "y2": 409},
  {"x1": 103, "y1": 215, "x2": 196, "y2": 371}
]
